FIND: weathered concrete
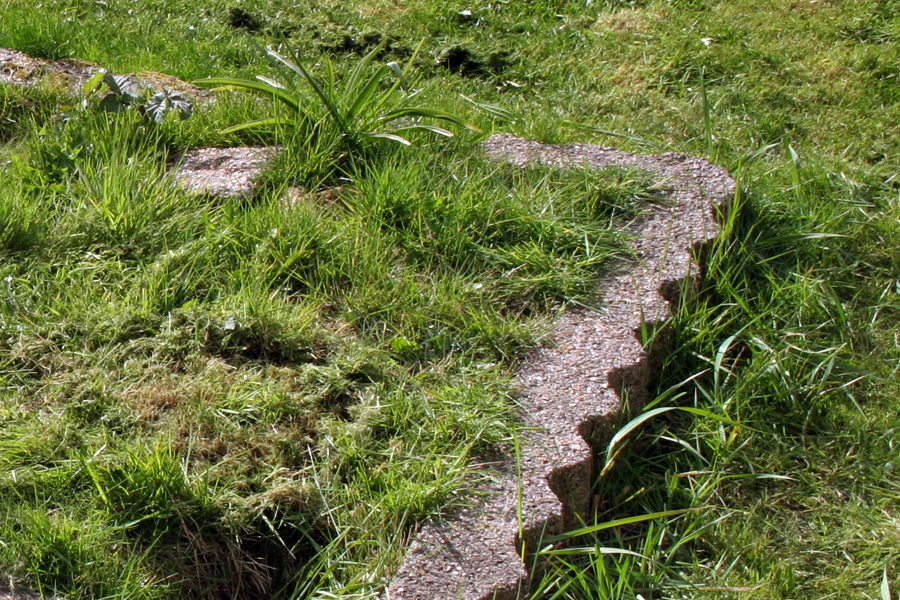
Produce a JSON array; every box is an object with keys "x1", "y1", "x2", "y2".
[
  {"x1": 384, "y1": 134, "x2": 734, "y2": 599},
  {"x1": 0, "y1": 587, "x2": 48, "y2": 600},
  {"x1": 170, "y1": 146, "x2": 280, "y2": 198},
  {"x1": 0, "y1": 47, "x2": 210, "y2": 102}
]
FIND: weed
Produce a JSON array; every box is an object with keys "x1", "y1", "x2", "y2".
[{"x1": 196, "y1": 42, "x2": 479, "y2": 151}]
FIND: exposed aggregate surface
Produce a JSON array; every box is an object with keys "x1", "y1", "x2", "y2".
[
  {"x1": 171, "y1": 146, "x2": 280, "y2": 198},
  {"x1": 385, "y1": 133, "x2": 734, "y2": 600},
  {"x1": 0, "y1": 47, "x2": 211, "y2": 102}
]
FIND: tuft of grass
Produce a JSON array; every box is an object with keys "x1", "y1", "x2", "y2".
[
  {"x1": 0, "y1": 7, "x2": 78, "y2": 60},
  {"x1": 529, "y1": 151, "x2": 900, "y2": 598}
]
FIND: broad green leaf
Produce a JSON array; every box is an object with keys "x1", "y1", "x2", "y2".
[
  {"x1": 255, "y1": 75, "x2": 287, "y2": 90},
  {"x1": 379, "y1": 107, "x2": 482, "y2": 133},
  {"x1": 147, "y1": 90, "x2": 193, "y2": 124},
  {"x1": 220, "y1": 117, "x2": 290, "y2": 134},
  {"x1": 365, "y1": 132, "x2": 412, "y2": 146},
  {"x1": 265, "y1": 48, "x2": 306, "y2": 81},
  {"x1": 267, "y1": 49, "x2": 348, "y2": 134},
  {"x1": 98, "y1": 93, "x2": 128, "y2": 113},
  {"x1": 389, "y1": 124, "x2": 454, "y2": 138},
  {"x1": 194, "y1": 76, "x2": 302, "y2": 113},
  {"x1": 103, "y1": 72, "x2": 138, "y2": 101},
  {"x1": 386, "y1": 61, "x2": 409, "y2": 89},
  {"x1": 83, "y1": 70, "x2": 105, "y2": 95},
  {"x1": 604, "y1": 406, "x2": 682, "y2": 467},
  {"x1": 667, "y1": 407, "x2": 741, "y2": 425},
  {"x1": 345, "y1": 40, "x2": 388, "y2": 99},
  {"x1": 603, "y1": 405, "x2": 743, "y2": 473},
  {"x1": 347, "y1": 64, "x2": 391, "y2": 120}
]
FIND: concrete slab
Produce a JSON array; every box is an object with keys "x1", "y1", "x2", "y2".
[{"x1": 384, "y1": 134, "x2": 734, "y2": 599}]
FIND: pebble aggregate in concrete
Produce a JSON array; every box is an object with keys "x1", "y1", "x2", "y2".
[
  {"x1": 385, "y1": 134, "x2": 734, "y2": 600},
  {"x1": 0, "y1": 590, "x2": 47, "y2": 600},
  {"x1": 171, "y1": 146, "x2": 280, "y2": 198}
]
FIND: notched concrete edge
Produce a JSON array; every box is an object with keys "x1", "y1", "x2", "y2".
[{"x1": 384, "y1": 134, "x2": 735, "y2": 600}]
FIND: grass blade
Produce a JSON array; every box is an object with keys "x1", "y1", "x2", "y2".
[
  {"x1": 364, "y1": 132, "x2": 412, "y2": 145},
  {"x1": 347, "y1": 64, "x2": 392, "y2": 121},
  {"x1": 700, "y1": 66, "x2": 715, "y2": 161},
  {"x1": 544, "y1": 509, "x2": 690, "y2": 542},
  {"x1": 379, "y1": 107, "x2": 482, "y2": 133},
  {"x1": 561, "y1": 120, "x2": 666, "y2": 149},
  {"x1": 386, "y1": 61, "x2": 410, "y2": 89},
  {"x1": 220, "y1": 117, "x2": 289, "y2": 134},
  {"x1": 460, "y1": 94, "x2": 515, "y2": 121},
  {"x1": 266, "y1": 49, "x2": 348, "y2": 134},
  {"x1": 194, "y1": 76, "x2": 302, "y2": 112},
  {"x1": 389, "y1": 124, "x2": 455, "y2": 138},
  {"x1": 345, "y1": 40, "x2": 388, "y2": 99}
]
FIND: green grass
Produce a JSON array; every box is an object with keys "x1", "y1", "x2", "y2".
[
  {"x1": 0, "y1": 81, "x2": 643, "y2": 596},
  {"x1": 535, "y1": 159, "x2": 900, "y2": 598},
  {"x1": 2, "y1": 0, "x2": 900, "y2": 597}
]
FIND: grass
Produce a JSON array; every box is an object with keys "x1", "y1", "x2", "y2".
[
  {"x1": 530, "y1": 136, "x2": 900, "y2": 595},
  {"x1": 0, "y1": 85, "x2": 643, "y2": 597},
  {"x1": 1, "y1": 0, "x2": 900, "y2": 597}
]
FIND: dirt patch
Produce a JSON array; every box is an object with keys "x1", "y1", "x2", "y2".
[
  {"x1": 437, "y1": 45, "x2": 509, "y2": 77},
  {"x1": 228, "y1": 7, "x2": 264, "y2": 32},
  {"x1": 592, "y1": 8, "x2": 654, "y2": 34}
]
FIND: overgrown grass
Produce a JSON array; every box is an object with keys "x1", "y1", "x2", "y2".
[
  {"x1": 2, "y1": 0, "x2": 900, "y2": 597},
  {"x1": 0, "y1": 84, "x2": 648, "y2": 596},
  {"x1": 530, "y1": 149, "x2": 900, "y2": 598}
]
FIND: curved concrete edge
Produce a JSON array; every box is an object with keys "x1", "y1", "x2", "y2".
[
  {"x1": 384, "y1": 134, "x2": 735, "y2": 600},
  {"x1": 0, "y1": 589, "x2": 45, "y2": 600}
]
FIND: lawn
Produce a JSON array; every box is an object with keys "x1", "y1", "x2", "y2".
[{"x1": 1, "y1": 0, "x2": 899, "y2": 598}]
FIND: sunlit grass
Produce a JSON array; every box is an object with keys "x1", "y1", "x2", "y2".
[
  {"x1": 0, "y1": 85, "x2": 641, "y2": 596},
  {"x1": 1, "y1": 0, "x2": 900, "y2": 597}
]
